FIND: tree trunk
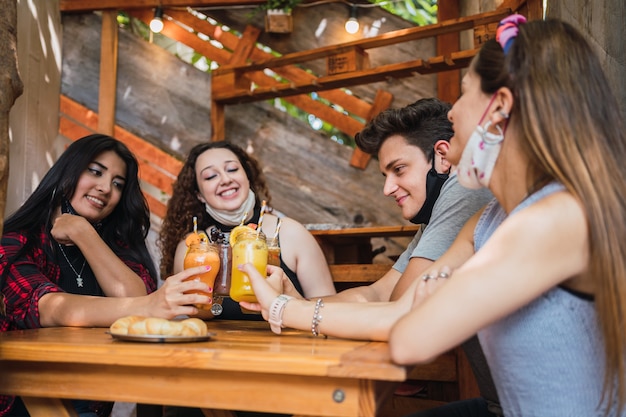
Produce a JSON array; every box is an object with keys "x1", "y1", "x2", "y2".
[
  {"x1": 0, "y1": 0, "x2": 24, "y2": 236},
  {"x1": 0, "y1": 0, "x2": 23, "y2": 315}
]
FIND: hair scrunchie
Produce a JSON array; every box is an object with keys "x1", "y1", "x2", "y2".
[{"x1": 496, "y1": 14, "x2": 527, "y2": 54}]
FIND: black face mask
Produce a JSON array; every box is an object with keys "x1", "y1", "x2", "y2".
[
  {"x1": 62, "y1": 198, "x2": 78, "y2": 215},
  {"x1": 410, "y1": 158, "x2": 449, "y2": 225}
]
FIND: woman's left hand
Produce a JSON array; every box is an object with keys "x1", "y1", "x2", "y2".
[
  {"x1": 411, "y1": 266, "x2": 452, "y2": 308},
  {"x1": 238, "y1": 264, "x2": 284, "y2": 320},
  {"x1": 51, "y1": 213, "x2": 92, "y2": 245}
]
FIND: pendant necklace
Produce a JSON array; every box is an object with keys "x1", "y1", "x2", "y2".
[{"x1": 57, "y1": 243, "x2": 87, "y2": 288}]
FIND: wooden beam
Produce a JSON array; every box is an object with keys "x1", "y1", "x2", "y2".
[
  {"x1": 436, "y1": 0, "x2": 460, "y2": 105},
  {"x1": 214, "y1": 9, "x2": 511, "y2": 75},
  {"x1": 214, "y1": 49, "x2": 477, "y2": 105},
  {"x1": 210, "y1": 100, "x2": 225, "y2": 141},
  {"x1": 60, "y1": 0, "x2": 266, "y2": 12},
  {"x1": 228, "y1": 25, "x2": 261, "y2": 65},
  {"x1": 98, "y1": 10, "x2": 118, "y2": 135}
]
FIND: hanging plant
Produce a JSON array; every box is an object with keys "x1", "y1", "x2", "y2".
[
  {"x1": 260, "y1": 0, "x2": 303, "y2": 33},
  {"x1": 259, "y1": 0, "x2": 303, "y2": 12}
]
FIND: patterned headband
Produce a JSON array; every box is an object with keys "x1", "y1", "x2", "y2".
[{"x1": 496, "y1": 14, "x2": 527, "y2": 54}]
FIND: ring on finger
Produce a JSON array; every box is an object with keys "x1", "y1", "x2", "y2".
[
  {"x1": 422, "y1": 274, "x2": 433, "y2": 282},
  {"x1": 438, "y1": 272, "x2": 450, "y2": 279}
]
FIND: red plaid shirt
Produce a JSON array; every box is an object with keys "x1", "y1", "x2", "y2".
[{"x1": 0, "y1": 226, "x2": 156, "y2": 416}]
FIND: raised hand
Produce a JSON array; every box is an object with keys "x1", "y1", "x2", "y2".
[{"x1": 238, "y1": 264, "x2": 285, "y2": 319}]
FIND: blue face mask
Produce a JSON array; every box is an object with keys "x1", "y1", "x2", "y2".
[{"x1": 410, "y1": 158, "x2": 449, "y2": 225}]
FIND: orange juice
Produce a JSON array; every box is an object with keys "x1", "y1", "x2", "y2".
[
  {"x1": 184, "y1": 241, "x2": 220, "y2": 310},
  {"x1": 230, "y1": 230, "x2": 268, "y2": 303}
]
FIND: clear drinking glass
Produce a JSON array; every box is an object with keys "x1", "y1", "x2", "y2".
[
  {"x1": 266, "y1": 236, "x2": 281, "y2": 267},
  {"x1": 183, "y1": 241, "x2": 220, "y2": 310},
  {"x1": 230, "y1": 230, "x2": 268, "y2": 303}
]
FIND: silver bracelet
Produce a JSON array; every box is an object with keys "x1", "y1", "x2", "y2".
[{"x1": 311, "y1": 298, "x2": 324, "y2": 336}]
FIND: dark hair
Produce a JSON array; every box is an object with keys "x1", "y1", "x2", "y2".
[
  {"x1": 3, "y1": 134, "x2": 157, "y2": 279},
  {"x1": 158, "y1": 141, "x2": 270, "y2": 277},
  {"x1": 355, "y1": 98, "x2": 453, "y2": 160}
]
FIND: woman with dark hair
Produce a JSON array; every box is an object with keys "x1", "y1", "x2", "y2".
[
  {"x1": 0, "y1": 134, "x2": 211, "y2": 417},
  {"x1": 159, "y1": 141, "x2": 336, "y2": 321}
]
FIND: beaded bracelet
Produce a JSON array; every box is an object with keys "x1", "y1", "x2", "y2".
[{"x1": 311, "y1": 298, "x2": 324, "y2": 336}]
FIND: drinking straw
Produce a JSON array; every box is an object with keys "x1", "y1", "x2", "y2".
[
  {"x1": 257, "y1": 200, "x2": 267, "y2": 236},
  {"x1": 273, "y1": 218, "x2": 282, "y2": 240},
  {"x1": 193, "y1": 216, "x2": 198, "y2": 234},
  {"x1": 240, "y1": 212, "x2": 248, "y2": 226}
]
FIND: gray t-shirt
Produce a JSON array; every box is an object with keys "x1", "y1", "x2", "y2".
[
  {"x1": 393, "y1": 173, "x2": 493, "y2": 272},
  {"x1": 390, "y1": 173, "x2": 501, "y2": 410}
]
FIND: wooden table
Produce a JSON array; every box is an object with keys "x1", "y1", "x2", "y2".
[
  {"x1": 310, "y1": 225, "x2": 420, "y2": 264},
  {"x1": 0, "y1": 320, "x2": 408, "y2": 417}
]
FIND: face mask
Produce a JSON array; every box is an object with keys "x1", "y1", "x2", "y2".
[
  {"x1": 410, "y1": 157, "x2": 449, "y2": 225},
  {"x1": 62, "y1": 198, "x2": 78, "y2": 215},
  {"x1": 457, "y1": 95, "x2": 505, "y2": 189},
  {"x1": 204, "y1": 189, "x2": 256, "y2": 226}
]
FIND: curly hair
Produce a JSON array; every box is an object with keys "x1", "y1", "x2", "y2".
[{"x1": 158, "y1": 142, "x2": 271, "y2": 277}]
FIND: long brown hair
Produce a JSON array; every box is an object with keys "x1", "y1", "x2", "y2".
[
  {"x1": 474, "y1": 19, "x2": 626, "y2": 410},
  {"x1": 158, "y1": 142, "x2": 271, "y2": 277}
]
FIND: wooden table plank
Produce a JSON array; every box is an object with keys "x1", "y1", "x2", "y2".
[{"x1": 309, "y1": 225, "x2": 420, "y2": 239}]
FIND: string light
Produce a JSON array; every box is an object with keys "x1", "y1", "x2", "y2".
[
  {"x1": 344, "y1": 5, "x2": 359, "y2": 34},
  {"x1": 150, "y1": 7, "x2": 164, "y2": 33}
]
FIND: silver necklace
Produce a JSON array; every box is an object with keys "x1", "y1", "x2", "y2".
[{"x1": 57, "y1": 243, "x2": 87, "y2": 287}]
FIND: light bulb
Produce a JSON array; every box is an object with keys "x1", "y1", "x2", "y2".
[
  {"x1": 150, "y1": 7, "x2": 164, "y2": 33},
  {"x1": 345, "y1": 17, "x2": 359, "y2": 34}
]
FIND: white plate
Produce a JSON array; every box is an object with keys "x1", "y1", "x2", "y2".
[{"x1": 107, "y1": 331, "x2": 216, "y2": 343}]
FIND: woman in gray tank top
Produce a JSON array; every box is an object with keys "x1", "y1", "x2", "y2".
[{"x1": 387, "y1": 16, "x2": 626, "y2": 417}]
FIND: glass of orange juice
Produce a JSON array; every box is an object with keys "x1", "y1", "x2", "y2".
[
  {"x1": 183, "y1": 241, "x2": 220, "y2": 310},
  {"x1": 230, "y1": 228, "x2": 268, "y2": 303}
]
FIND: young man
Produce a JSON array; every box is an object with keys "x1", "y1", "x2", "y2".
[
  {"x1": 244, "y1": 98, "x2": 501, "y2": 416},
  {"x1": 349, "y1": 98, "x2": 500, "y2": 417}
]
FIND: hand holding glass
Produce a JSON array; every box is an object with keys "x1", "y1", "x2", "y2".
[{"x1": 183, "y1": 241, "x2": 220, "y2": 310}]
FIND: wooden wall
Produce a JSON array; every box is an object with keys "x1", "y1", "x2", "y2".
[
  {"x1": 7, "y1": 0, "x2": 63, "y2": 217},
  {"x1": 547, "y1": 0, "x2": 625, "y2": 117}
]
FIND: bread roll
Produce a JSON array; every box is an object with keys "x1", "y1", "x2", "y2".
[
  {"x1": 111, "y1": 315, "x2": 209, "y2": 337},
  {"x1": 127, "y1": 319, "x2": 150, "y2": 335},
  {"x1": 144, "y1": 317, "x2": 170, "y2": 335},
  {"x1": 110, "y1": 315, "x2": 146, "y2": 335},
  {"x1": 181, "y1": 318, "x2": 208, "y2": 336}
]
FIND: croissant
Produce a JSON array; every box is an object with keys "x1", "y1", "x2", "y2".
[
  {"x1": 180, "y1": 318, "x2": 208, "y2": 336},
  {"x1": 109, "y1": 315, "x2": 146, "y2": 335},
  {"x1": 110, "y1": 315, "x2": 209, "y2": 337}
]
